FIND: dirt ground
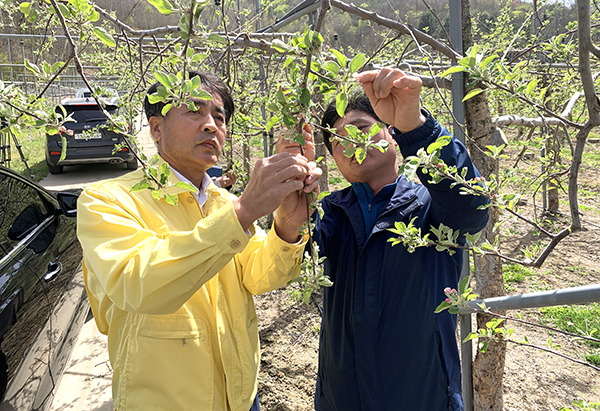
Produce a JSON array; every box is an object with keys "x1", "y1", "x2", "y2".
[{"x1": 254, "y1": 139, "x2": 600, "y2": 410}]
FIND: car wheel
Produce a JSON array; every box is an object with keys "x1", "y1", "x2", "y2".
[
  {"x1": 126, "y1": 158, "x2": 138, "y2": 170},
  {"x1": 47, "y1": 162, "x2": 63, "y2": 174}
]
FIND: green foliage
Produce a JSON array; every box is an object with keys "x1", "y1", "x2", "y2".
[
  {"x1": 539, "y1": 304, "x2": 600, "y2": 348},
  {"x1": 559, "y1": 400, "x2": 600, "y2": 411},
  {"x1": 503, "y1": 263, "x2": 534, "y2": 284}
]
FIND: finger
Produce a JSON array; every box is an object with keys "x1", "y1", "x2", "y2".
[
  {"x1": 303, "y1": 166, "x2": 322, "y2": 193},
  {"x1": 371, "y1": 68, "x2": 391, "y2": 99},
  {"x1": 269, "y1": 152, "x2": 308, "y2": 164},
  {"x1": 392, "y1": 75, "x2": 423, "y2": 93},
  {"x1": 302, "y1": 123, "x2": 314, "y2": 142},
  {"x1": 373, "y1": 68, "x2": 407, "y2": 99},
  {"x1": 354, "y1": 70, "x2": 381, "y2": 84}
]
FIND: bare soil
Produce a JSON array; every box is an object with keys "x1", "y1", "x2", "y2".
[{"x1": 254, "y1": 139, "x2": 600, "y2": 410}]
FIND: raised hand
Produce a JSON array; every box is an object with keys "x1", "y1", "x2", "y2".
[
  {"x1": 233, "y1": 152, "x2": 321, "y2": 242},
  {"x1": 355, "y1": 68, "x2": 426, "y2": 133},
  {"x1": 275, "y1": 123, "x2": 315, "y2": 161}
]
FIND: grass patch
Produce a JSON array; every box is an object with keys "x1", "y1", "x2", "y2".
[
  {"x1": 539, "y1": 303, "x2": 600, "y2": 348},
  {"x1": 1, "y1": 129, "x2": 48, "y2": 182},
  {"x1": 540, "y1": 303, "x2": 600, "y2": 368},
  {"x1": 583, "y1": 351, "x2": 600, "y2": 366},
  {"x1": 504, "y1": 263, "x2": 534, "y2": 284}
]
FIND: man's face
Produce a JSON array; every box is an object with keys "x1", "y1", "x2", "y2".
[
  {"x1": 331, "y1": 110, "x2": 398, "y2": 184},
  {"x1": 149, "y1": 90, "x2": 227, "y2": 183}
]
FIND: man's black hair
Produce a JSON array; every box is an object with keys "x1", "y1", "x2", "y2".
[
  {"x1": 144, "y1": 70, "x2": 235, "y2": 124},
  {"x1": 321, "y1": 92, "x2": 384, "y2": 154}
]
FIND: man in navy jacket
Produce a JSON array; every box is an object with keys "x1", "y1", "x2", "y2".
[{"x1": 310, "y1": 69, "x2": 488, "y2": 411}]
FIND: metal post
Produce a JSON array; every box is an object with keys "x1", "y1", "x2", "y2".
[
  {"x1": 7, "y1": 38, "x2": 13, "y2": 83},
  {"x1": 20, "y1": 40, "x2": 27, "y2": 94},
  {"x1": 449, "y1": 0, "x2": 472, "y2": 410},
  {"x1": 541, "y1": 146, "x2": 547, "y2": 210},
  {"x1": 334, "y1": 33, "x2": 339, "y2": 49}
]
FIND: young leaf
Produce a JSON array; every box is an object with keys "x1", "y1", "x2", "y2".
[
  {"x1": 331, "y1": 49, "x2": 347, "y2": 67},
  {"x1": 93, "y1": 27, "x2": 116, "y2": 48},
  {"x1": 271, "y1": 39, "x2": 289, "y2": 52},
  {"x1": 462, "y1": 88, "x2": 485, "y2": 102},
  {"x1": 147, "y1": 0, "x2": 174, "y2": 15},
  {"x1": 440, "y1": 65, "x2": 467, "y2": 78},
  {"x1": 349, "y1": 53, "x2": 365, "y2": 73},
  {"x1": 265, "y1": 116, "x2": 279, "y2": 132},
  {"x1": 207, "y1": 33, "x2": 227, "y2": 44},
  {"x1": 155, "y1": 72, "x2": 173, "y2": 89},
  {"x1": 336, "y1": 92, "x2": 348, "y2": 118}
]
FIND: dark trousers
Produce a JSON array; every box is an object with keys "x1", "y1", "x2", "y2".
[{"x1": 249, "y1": 394, "x2": 260, "y2": 411}]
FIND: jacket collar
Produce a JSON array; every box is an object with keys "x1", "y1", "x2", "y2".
[{"x1": 325, "y1": 175, "x2": 421, "y2": 248}]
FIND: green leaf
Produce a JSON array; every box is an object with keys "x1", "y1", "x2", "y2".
[
  {"x1": 349, "y1": 53, "x2": 365, "y2": 73},
  {"x1": 155, "y1": 71, "x2": 173, "y2": 89},
  {"x1": 440, "y1": 65, "x2": 467, "y2": 78},
  {"x1": 462, "y1": 88, "x2": 485, "y2": 102},
  {"x1": 164, "y1": 193, "x2": 179, "y2": 205},
  {"x1": 19, "y1": 1, "x2": 31, "y2": 14},
  {"x1": 458, "y1": 275, "x2": 470, "y2": 294},
  {"x1": 59, "y1": 135, "x2": 68, "y2": 161},
  {"x1": 435, "y1": 300, "x2": 452, "y2": 313},
  {"x1": 368, "y1": 122, "x2": 383, "y2": 137},
  {"x1": 343, "y1": 146, "x2": 356, "y2": 158},
  {"x1": 355, "y1": 148, "x2": 366, "y2": 163},
  {"x1": 93, "y1": 27, "x2": 116, "y2": 47},
  {"x1": 190, "y1": 88, "x2": 213, "y2": 100},
  {"x1": 325, "y1": 61, "x2": 341, "y2": 74},
  {"x1": 481, "y1": 54, "x2": 498, "y2": 69},
  {"x1": 57, "y1": 3, "x2": 72, "y2": 18},
  {"x1": 458, "y1": 56, "x2": 476, "y2": 68},
  {"x1": 271, "y1": 39, "x2": 289, "y2": 52},
  {"x1": 174, "y1": 181, "x2": 198, "y2": 193},
  {"x1": 426, "y1": 135, "x2": 452, "y2": 154},
  {"x1": 207, "y1": 33, "x2": 227, "y2": 44},
  {"x1": 23, "y1": 59, "x2": 39, "y2": 74},
  {"x1": 331, "y1": 49, "x2": 347, "y2": 67},
  {"x1": 147, "y1": 0, "x2": 174, "y2": 15},
  {"x1": 299, "y1": 87, "x2": 310, "y2": 105},
  {"x1": 335, "y1": 92, "x2": 347, "y2": 118},
  {"x1": 50, "y1": 61, "x2": 64, "y2": 73},
  {"x1": 161, "y1": 103, "x2": 173, "y2": 116},
  {"x1": 89, "y1": 8, "x2": 99, "y2": 22},
  {"x1": 317, "y1": 191, "x2": 331, "y2": 201},
  {"x1": 265, "y1": 116, "x2": 279, "y2": 132},
  {"x1": 147, "y1": 94, "x2": 164, "y2": 104}
]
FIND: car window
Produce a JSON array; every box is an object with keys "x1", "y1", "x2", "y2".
[
  {"x1": 0, "y1": 177, "x2": 50, "y2": 260},
  {"x1": 59, "y1": 105, "x2": 118, "y2": 125}
]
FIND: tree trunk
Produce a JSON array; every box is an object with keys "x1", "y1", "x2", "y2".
[{"x1": 462, "y1": 0, "x2": 507, "y2": 409}]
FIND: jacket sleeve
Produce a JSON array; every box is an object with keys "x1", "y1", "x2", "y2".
[
  {"x1": 78, "y1": 184, "x2": 306, "y2": 315},
  {"x1": 393, "y1": 110, "x2": 489, "y2": 235}
]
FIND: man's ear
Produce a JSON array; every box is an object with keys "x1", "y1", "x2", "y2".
[{"x1": 148, "y1": 116, "x2": 162, "y2": 144}]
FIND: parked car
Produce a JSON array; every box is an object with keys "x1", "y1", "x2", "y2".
[
  {"x1": 0, "y1": 165, "x2": 87, "y2": 410},
  {"x1": 45, "y1": 91, "x2": 137, "y2": 174}
]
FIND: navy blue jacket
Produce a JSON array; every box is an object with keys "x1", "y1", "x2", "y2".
[{"x1": 313, "y1": 112, "x2": 489, "y2": 411}]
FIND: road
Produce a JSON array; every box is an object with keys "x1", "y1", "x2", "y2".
[{"x1": 41, "y1": 126, "x2": 156, "y2": 411}]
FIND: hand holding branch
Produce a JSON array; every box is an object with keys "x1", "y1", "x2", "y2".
[{"x1": 355, "y1": 68, "x2": 427, "y2": 133}]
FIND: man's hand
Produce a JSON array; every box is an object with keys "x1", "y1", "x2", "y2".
[
  {"x1": 273, "y1": 160, "x2": 321, "y2": 242},
  {"x1": 233, "y1": 152, "x2": 321, "y2": 242},
  {"x1": 355, "y1": 68, "x2": 426, "y2": 133},
  {"x1": 216, "y1": 170, "x2": 237, "y2": 188},
  {"x1": 275, "y1": 123, "x2": 315, "y2": 161}
]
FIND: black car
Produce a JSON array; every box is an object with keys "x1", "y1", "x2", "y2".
[
  {"x1": 0, "y1": 166, "x2": 87, "y2": 410},
  {"x1": 45, "y1": 92, "x2": 138, "y2": 174}
]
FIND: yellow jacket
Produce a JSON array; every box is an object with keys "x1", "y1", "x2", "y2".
[{"x1": 77, "y1": 168, "x2": 306, "y2": 411}]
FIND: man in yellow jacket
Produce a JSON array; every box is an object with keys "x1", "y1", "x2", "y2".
[{"x1": 77, "y1": 70, "x2": 320, "y2": 411}]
